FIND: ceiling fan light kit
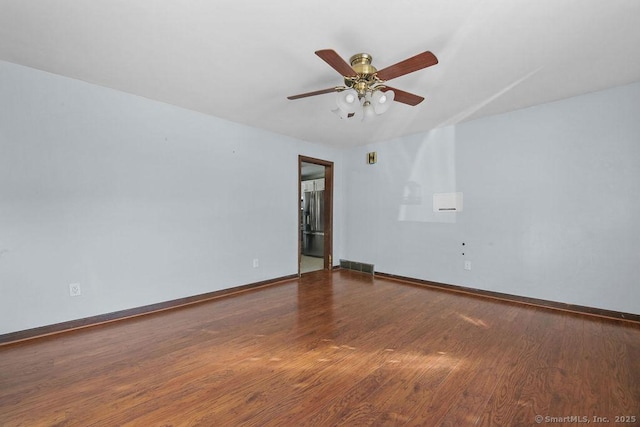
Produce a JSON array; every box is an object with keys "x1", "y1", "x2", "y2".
[{"x1": 287, "y1": 49, "x2": 438, "y2": 122}]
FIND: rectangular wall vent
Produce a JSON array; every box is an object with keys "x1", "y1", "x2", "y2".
[
  {"x1": 433, "y1": 192, "x2": 463, "y2": 212},
  {"x1": 340, "y1": 259, "x2": 375, "y2": 275}
]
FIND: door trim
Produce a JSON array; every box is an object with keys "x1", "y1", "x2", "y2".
[{"x1": 298, "y1": 155, "x2": 334, "y2": 274}]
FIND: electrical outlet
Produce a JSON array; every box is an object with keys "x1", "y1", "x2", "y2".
[
  {"x1": 464, "y1": 261, "x2": 472, "y2": 271},
  {"x1": 69, "y1": 283, "x2": 81, "y2": 297},
  {"x1": 252, "y1": 258, "x2": 259, "y2": 268}
]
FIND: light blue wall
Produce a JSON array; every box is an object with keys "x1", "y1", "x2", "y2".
[
  {"x1": 2, "y1": 59, "x2": 638, "y2": 336},
  {"x1": 0, "y1": 61, "x2": 344, "y2": 334},
  {"x1": 344, "y1": 81, "x2": 640, "y2": 315}
]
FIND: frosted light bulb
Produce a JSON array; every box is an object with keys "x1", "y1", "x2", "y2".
[
  {"x1": 345, "y1": 93, "x2": 355, "y2": 104},
  {"x1": 373, "y1": 90, "x2": 394, "y2": 114}
]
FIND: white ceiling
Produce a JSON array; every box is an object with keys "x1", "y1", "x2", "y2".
[{"x1": 1, "y1": 1, "x2": 639, "y2": 147}]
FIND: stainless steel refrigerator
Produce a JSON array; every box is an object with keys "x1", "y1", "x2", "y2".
[{"x1": 302, "y1": 189, "x2": 324, "y2": 257}]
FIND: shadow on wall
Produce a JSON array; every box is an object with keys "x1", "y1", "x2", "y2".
[
  {"x1": 398, "y1": 126, "x2": 458, "y2": 224},
  {"x1": 396, "y1": 67, "x2": 543, "y2": 224}
]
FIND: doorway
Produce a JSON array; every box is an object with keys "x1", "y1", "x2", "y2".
[{"x1": 299, "y1": 156, "x2": 333, "y2": 274}]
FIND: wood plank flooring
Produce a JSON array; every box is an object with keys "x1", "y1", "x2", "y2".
[{"x1": 1, "y1": 270, "x2": 639, "y2": 426}]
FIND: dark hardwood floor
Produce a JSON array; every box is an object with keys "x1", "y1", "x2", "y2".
[{"x1": 1, "y1": 270, "x2": 639, "y2": 426}]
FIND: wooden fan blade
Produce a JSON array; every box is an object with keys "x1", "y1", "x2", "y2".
[
  {"x1": 315, "y1": 49, "x2": 357, "y2": 77},
  {"x1": 376, "y1": 51, "x2": 438, "y2": 81},
  {"x1": 287, "y1": 87, "x2": 340, "y2": 100},
  {"x1": 382, "y1": 86, "x2": 425, "y2": 106}
]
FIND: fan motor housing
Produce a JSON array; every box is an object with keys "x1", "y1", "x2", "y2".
[
  {"x1": 350, "y1": 53, "x2": 377, "y2": 75},
  {"x1": 345, "y1": 53, "x2": 379, "y2": 94}
]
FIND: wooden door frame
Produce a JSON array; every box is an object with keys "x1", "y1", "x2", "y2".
[{"x1": 298, "y1": 155, "x2": 334, "y2": 274}]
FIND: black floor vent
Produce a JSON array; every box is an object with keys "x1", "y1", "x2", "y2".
[{"x1": 339, "y1": 259, "x2": 375, "y2": 275}]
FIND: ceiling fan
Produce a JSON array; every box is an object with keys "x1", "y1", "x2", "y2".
[{"x1": 287, "y1": 49, "x2": 438, "y2": 120}]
